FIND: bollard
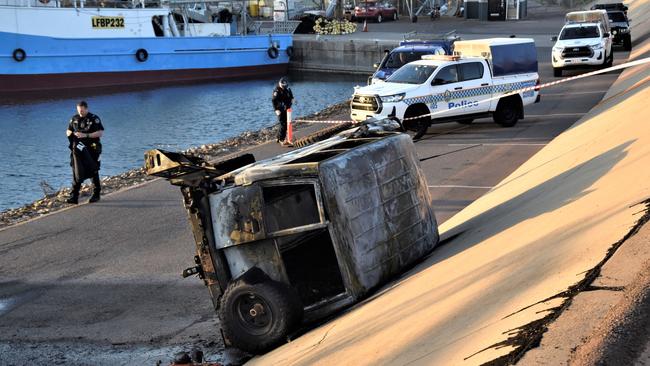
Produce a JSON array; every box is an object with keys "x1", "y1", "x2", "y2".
[{"x1": 286, "y1": 108, "x2": 293, "y2": 144}]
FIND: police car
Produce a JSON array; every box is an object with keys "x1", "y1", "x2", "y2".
[{"x1": 351, "y1": 38, "x2": 540, "y2": 132}]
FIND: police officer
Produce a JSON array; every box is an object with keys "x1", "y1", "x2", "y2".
[
  {"x1": 272, "y1": 77, "x2": 294, "y2": 146},
  {"x1": 65, "y1": 101, "x2": 104, "y2": 204}
]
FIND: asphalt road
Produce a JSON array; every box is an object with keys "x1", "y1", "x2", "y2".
[{"x1": 0, "y1": 39, "x2": 629, "y2": 366}]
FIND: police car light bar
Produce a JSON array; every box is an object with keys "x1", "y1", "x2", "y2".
[{"x1": 421, "y1": 55, "x2": 461, "y2": 61}]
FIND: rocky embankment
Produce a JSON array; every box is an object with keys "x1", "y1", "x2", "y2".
[{"x1": 0, "y1": 102, "x2": 350, "y2": 230}]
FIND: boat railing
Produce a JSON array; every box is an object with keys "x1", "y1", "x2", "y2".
[{"x1": 0, "y1": 0, "x2": 164, "y2": 8}]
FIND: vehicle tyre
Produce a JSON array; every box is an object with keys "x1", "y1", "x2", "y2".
[
  {"x1": 605, "y1": 51, "x2": 613, "y2": 67},
  {"x1": 623, "y1": 35, "x2": 632, "y2": 51},
  {"x1": 135, "y1": 48, "x2": 148, "y2": 62},
  {"x1": 553, "y1": 67, "x2": 562, "y2": 77},
  {"x1": 493, "y1": 97, "x2": 521, "y2": 127},
  {"x1": 286, "y1": 46, "x2": 294, "y2": 58},
  {"x1": 292, "y1": 122, "x2": 353, "y2": 147},
  {"x1": 219, "y1": 278, "x2": 302, "y2": 354},
  {"x1": 377, "y1": 14, "x2": 383, "y2": 23},
  {"x1": 403, "y1": 104, "x2": 430, "y2": 140},
  {"x1": 12, "y1": 48, "x2": 26, "y2": 62},
  {"x1": 267, "y1": 46, "x2": 279, "y2": 59},
  {"x1": 456, "y1": 118, "x2": 474, "y2": 125},
  {"x1": 393, "y1": 12, "x2": 398, "y2": 21}
]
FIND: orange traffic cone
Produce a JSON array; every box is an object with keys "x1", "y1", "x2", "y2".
[
  {"x1": 362, "y1": 19, "x2": 368, "y2": 32},
  {"x1": 286, "y1": 108, "x2": 293, "y2": 145}
]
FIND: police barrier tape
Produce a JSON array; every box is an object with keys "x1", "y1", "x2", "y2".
[
  {"x1": 292, "y1": 119, "x2": 354, "y2": 124},
  {"x1": 404, "y1": 56, "x2": 650, "y2": 121},
  {"x1": 293, "y1": 57, "x2": 650, "y2": 125}
]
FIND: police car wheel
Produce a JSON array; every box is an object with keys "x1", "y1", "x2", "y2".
[
  {"x1": 12, "y1": 48, "x2": 26, "y2": 62},
  {"x1": 553, "y1": 67, "x2": 562, "y2": 77},
  {"x1": 219, "y1": 278, "x2": 302, "y2": 354},
  {"x1": 493, "y1": 98, "x2": 520, "y2": 127}
]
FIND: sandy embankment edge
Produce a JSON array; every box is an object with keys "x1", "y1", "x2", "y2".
[
  {"x1": 518, "y1": 0, "x2": 650, "y2": 364},
  {"x1": 249, "y1": 5, "x2": 650, "y2": 366}
]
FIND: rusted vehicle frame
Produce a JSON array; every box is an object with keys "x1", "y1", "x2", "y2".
[{"x1": 145, "y1": 122, "x2": 439, "y2": 354}]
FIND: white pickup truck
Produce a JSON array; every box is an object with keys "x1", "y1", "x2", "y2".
[
  {"x1": 351, "y1": 38, "x2": 540, "y2": 138},
  {"x1": 551, "y1": 10, "x2": 613, "y2": 77}
]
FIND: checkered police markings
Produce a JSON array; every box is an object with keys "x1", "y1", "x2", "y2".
[
  {"x1": 404, "y1": 57, "x2": 650, "y2": 121},
  {"x1": 294, "y1": 57, "x2": 650, "y2": 125}
]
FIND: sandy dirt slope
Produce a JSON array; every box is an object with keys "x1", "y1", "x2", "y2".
[{"x1": 250, "y1": 15, "x2": 650, "y2": 366}]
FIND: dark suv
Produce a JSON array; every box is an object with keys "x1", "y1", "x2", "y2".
[
  {"x1": 591, "y1": 3, "x2": 628, "y2": 14},
  {"x1": 607, "y1": 10, "x2": 632, "y2": 51}
]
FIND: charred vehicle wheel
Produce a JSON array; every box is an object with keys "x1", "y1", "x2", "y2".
[
  {"x1": 219, "y1": 278, "x2": 302, "y2": 354},
  {"x1": 292, "y1": 122, "x2": 353, "y2": 147}
]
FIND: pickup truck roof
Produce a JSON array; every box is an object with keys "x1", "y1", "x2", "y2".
[
  {"x1": 452, "y1": 38, "x2": 538, "y2": 76},
  {"x1": 453, "y1": 37, "x2": 535, "y2": 47},
  {"x1": 410, "y1": 56, "x2": 486, "y2": 67}
]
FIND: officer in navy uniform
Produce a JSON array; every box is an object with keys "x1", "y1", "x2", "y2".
[
  {"x1": 271, "y1": 77, "x2": 295, "y2": 146},
  {"x1": 65, "y1": 101, "x2": 104, "y2": 204}
]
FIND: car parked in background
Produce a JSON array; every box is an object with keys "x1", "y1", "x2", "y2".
[
  {"x1": 551, "y1": 11, "x2": 613, "y2": 77},
  {"x1": 591, "y1": 2, "x2": 628, "y2": 15},
  {"x1": 344, "y1": 2, "x2": 356, "y2": 20},
  {"x1": 369, "y1": 37, "x2": 458, "y2": 84},
  {"x1": 607, "y1": 10, "x2": 632, "y2": 51},
  {"x1": 354, "y1": 1, "x2": 398, "y2": 23}
]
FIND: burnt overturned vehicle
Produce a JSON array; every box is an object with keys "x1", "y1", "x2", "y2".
[{"x1": 145, "y1": 121, "x2": 439, "y2": 354}]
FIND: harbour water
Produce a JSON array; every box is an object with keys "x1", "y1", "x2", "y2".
[{"x1": 0, "y1": 74, "x2": 364, "y2": 212}]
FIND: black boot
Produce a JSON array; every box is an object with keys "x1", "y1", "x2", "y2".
[
  {"x1": 89, "y1": 191, "x2": 101, "y2": 203},
  {"x1": 66, "y1": 194, "x2": 78, "y2": 204},
  {"x1": 89, "y1": 173, "x2": 101, "y2": 203}
]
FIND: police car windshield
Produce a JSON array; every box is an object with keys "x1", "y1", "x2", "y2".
[
  {"x1": 385, "y1": 51, "x2": 438, "y2": 68},
  {"x1": 608, "y1": 12, "x2": 626, "y2": 22},
  {"x1": 560, "y1": 26, "x2": 599, "y2": 40},
  {"x1": 386, "y1": 64, "x2": 437, "y2": 84}
]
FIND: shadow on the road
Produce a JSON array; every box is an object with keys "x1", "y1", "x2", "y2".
[{"x1": 0, "y1": 280, "x2": 217, "y2": 344}]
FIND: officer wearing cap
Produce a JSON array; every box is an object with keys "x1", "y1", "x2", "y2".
[
  {"x1": 271, "y1": 77, "x2": 295, "y2": 146},
  {"x1": 65, "y1": 100, "x2": 104, "y2": 204}
]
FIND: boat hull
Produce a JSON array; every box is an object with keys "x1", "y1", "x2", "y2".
[
  {"x1": 0, "y1": 64, "x2": 289, "y2": 94},
  {"x1": 1, "y1": 31, "x2": 292, "y2": 93}
]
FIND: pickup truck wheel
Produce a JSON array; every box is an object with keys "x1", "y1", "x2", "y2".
[
  {"x1": 493, "y1": 98, "x2": 520, "y2": 127},
  {"x1": 456, "y1": 118, "x2": 474, "y2": 125},
  {"x1": 292, "y1": 122, "x2": 353, "y2": 148},
  {"x1": 605, "y1": 51, "x2": 613, "y2": 67},
  {"x1": 403, "y1": 105, "x2": 431, "y2": 140},
  {"x1": 553, "y1": 67, "x2": 562, "y2": 77},
  {"x1": 624, "y1": 35, "x2": 632, "y2": 51},
  {"x1": 219, "y1": 279, "x2": 303, "y2": 354},
  {"x1": 377, "y1": 14, "x2": 383, "y2": 23}
]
